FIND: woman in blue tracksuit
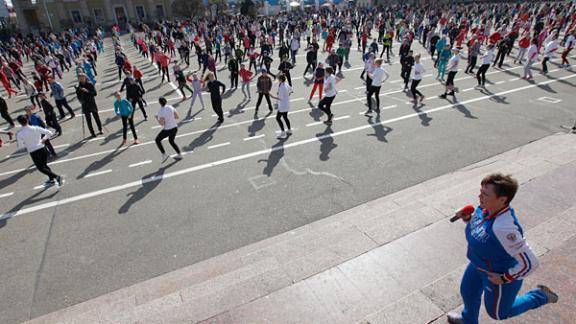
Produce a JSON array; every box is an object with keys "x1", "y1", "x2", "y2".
[{"x1": 448, "y1": 173, "x2": 558, "y2": 324}]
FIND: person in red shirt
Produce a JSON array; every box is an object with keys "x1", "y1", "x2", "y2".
[
  {"x1": 159, "y1": 52, "x2": 171, "y2": 82},
  {"x1": 361, "y1": 31, "x2": 368, "y2": 54},
  {"x1": 489, "y1": 31, "x2": 502, "y2": 45},
  {"x1": 515, "y1": 34, "x2": 531, "y2": 64},
  {"x1": 0, "y1": 70, "x2": 17, "y2": 98},
  {"x1": 239, "y1": 63, "x2": 254, "y2": 99}
]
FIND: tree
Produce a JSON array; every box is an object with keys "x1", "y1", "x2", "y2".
[
  {"x1": 208, "y1": 0, "x2": 228, "y2": 17},
  {"x1": 240, "y1": 0, "x2": 258, "y2": 17},
  {"x1": 171, "y1": 0, "x2": 205, "y2": 18}
]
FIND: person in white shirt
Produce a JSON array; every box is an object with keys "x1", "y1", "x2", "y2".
[
  {"x1": 560, "y1": 31, "x2": 575, "y2": 67},
  {"x1": 476, "y1": 44, "x2": 495, "y2": 87},
  {"x1": 410, "y1": 54, "x2": 426, "y2": 105},
  {"x1": 522, "y1": 39, "x2": 539, "y2": 80},
  {"x1": 542, "y1": 36, "x2": 558, "y2": 74},
  {"x1": 318, "y1": 67, "x2": 339, "y2": 125},
  {"x1": 16, "y1": 115, "x2": 63, "y2": 187},
  {"x1": 439, "y1": 47, "x2": 461, "y2": 99},
  {"x1": 270, "y1": 74, "x2": 293, "y2": 139},
  {"x1": 155, "y1": 97, "x2": 183, "y2": 163},
  {"x1": 365, "y1": 58, "x2": 389, "y2": 115}
]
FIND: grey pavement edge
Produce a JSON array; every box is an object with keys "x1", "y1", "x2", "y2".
[{"x1": 23, "y1": 134, "x2": 576, "y2": 324}]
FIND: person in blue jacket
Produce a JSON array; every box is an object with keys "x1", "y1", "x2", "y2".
[
  {"x1": 448, "y1": 173, "x2": 558, "y2": 324},
  {"x1": 114, "y1": 92, "x2": 138, "y2": 145}
]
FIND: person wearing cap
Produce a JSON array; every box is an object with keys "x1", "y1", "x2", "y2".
[
  {"x1": 49, "y1": 78, "x2": 75, "y2": 119},
  {"x1": 76, "y1": 73, "x2": 103, "y2": 137},
  {"x1": 15, "y1": 114, "x2": 63, "y2": 187},
  {"x1": 439, "y1": 47, "x2": 461, "y2": 99},
  {"x1": 255, "y1": 69, "x2": 273, "y2": 113}
]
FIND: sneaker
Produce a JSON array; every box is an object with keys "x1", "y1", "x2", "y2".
[
  {"x1": 7, "y1": 131, "x2": 13, "y2": 140},
  {"x1": 286, "y1": 129, "x2": 293, "y2": 135},
  {"x1": 446, "y1": 312, "x2": 464, "y2": 324},
  {"x1": 537, "y1": 285, "x2": 559, "y2": 304},
  {"x1": 44, "y1": 179, "x2": 56, "y2": 186},
  {"x1": 160, "y1": 153, "x2": 169, "y2": 163},
  {"x1": 97, "y1": 131, "x2": 104, "y2": 135},
  {"x1": 56, "y1": 176, "x2": 64, "y2": 187},
  {"x1": 277, "y1": 131, "x2": 287, "y2": 139},
  {"x1": 420, "y1": 95, "x2": 425, "y2": 102},
  {"x1": 323, "y1": 120, "x2": 333, "y2": 125},
  {"x1": 174, "y1": 153, "x2": 183, "y2": 160},
  {"x1": 439, "y1": 94, "x2": 447, "y2": 99},
  {"x1": 133, "y1": 139, "x2": 140, "y2": 144}
]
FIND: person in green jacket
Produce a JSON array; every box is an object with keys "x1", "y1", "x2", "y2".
[
  {"x1": 114, "y1": 92, "x2": 138, "y2": 145},
  {"x1": 437, "y1": 44, "x2": 452, "y2": 82}
]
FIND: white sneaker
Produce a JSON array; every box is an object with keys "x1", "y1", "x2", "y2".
[
  {"x1": 174, "y1": 153, "x2": 183, "y2": 160},
  {"x1": 160, "y1": 153, "x2": 169, "y2": 163},
  {"x1": 277, "y1": 131, "x2": 287, "y2": 139},
  {"x1": 286, "y1": 129, "x2": 293, "y2": 135}
]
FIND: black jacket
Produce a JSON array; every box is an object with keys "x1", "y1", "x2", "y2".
[
  {"x1": 76, "y1": 81, "x2": 98, "y2": 112},
  {"x1": 126, "y1": 83, "x2": 144, "y2": 100}
]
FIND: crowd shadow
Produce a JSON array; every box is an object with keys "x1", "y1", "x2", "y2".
[
  {"x1": 308, "y1": 102, "x2": 322, "y2": 121},
  {"x1": 1, "y1": 188, "x2": 59, "y2": 230},
  {"x1": 118, "y1": 160, "x2": 178, "y2": 214},
  {"x1": 76, "y1": 146, "x2": 126, "y2": 179},
  {"x1": 316, "y1": 125, "x2": 337, "y2": 161},
  {"x1": 228, "y1": 99, "x2": 250, "y2": 117},
  {"x1": 448, "y1": 97, "x2": 478, "y2": 119},
  {"x1": 479, "y1": 88, "x2": 510, "y2": 104},
  {"x1": 248, "y1": 111, "x2": 272, "y2": 136},
  {"x1": 258, "y1": 140, "x2": 286, "y2": 177},
  {"x1": 411, "y1": 102, "x2": 432, "y2": 126},
  {"x1": 183, "y1": 122, "x2": 221, "y2": 151},
  {"x1": 366, "y1": 114, "x2": 394, "y2": 142}
]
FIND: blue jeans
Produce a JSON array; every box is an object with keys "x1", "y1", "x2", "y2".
[{"x1": 460, "y1": 263, "x2": 548, "y2": 323}]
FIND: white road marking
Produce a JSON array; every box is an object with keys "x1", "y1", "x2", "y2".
[
  {"x1": 129, "y1": 160, "x2": 152, "y2": 168},
  {"x1": 84, "y1": 169, "x2": 113, "y2": 178},
  {"x1": 53, "y1": 144, "x2": 70, "y2": 149},
  {"x1": 463, "y1": 88, "x2": 475, "y2": 92},
  {"x1": 207, "y1": 142, "x2": 231, "y2": 149},
  {"x1": 5, "y1": 74, "x2": 574, "y2": 220},
  {"x1": 0, "y1": 192, "x2": 14, "y2": 198},
  {"x1": 509, "y1": 78, "x2": 520, "y2": 81},
  {"x1": 495, "y1": 81, "x2": 506, "y2": 85},
  {"x1": 358, "y1": 105, "x2": 398, "y2": 114},
  {"x1": 33, "y1": 185, "x2": 47, "y2": 190},
  {"x1": 334, "y1": 115, "x2": 351, "y2": 121},
  {"x1": 244, "y1": 134, "x2": 265, "y2": 141}
]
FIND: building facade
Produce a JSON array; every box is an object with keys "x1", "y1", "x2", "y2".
[{"x1": 11, "y1": 0, "x2": 174, "y2": 33}]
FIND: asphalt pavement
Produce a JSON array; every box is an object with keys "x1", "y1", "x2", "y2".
[{"x1": 1, "y1": 35, "x2": 575, "y2": 323}]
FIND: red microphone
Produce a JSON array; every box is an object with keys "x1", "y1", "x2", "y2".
[{"x1": 450, "y1": 205, "x2": 476, "y2": 223}]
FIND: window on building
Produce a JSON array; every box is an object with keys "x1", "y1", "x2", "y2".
[
  {"x1": 70, "y1": 10, "x2": 82, "y2": 24},
  {"x1": 93, "y1": 8, "x2": 104, "y2": 23},
  {"x1": 136, "y1": 6, "x2": 146, "y2": 21},
  {"x1": 155, "y1": 5, "x2": 164, "y2": 18}
]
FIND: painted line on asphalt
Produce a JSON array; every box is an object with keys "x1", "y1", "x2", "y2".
[
  {"x1": 244, "y1": 134, "x2": 265, "y2": 141},
  {"x1": 33, "y1": 185, "x2": 47, "y2": 190},
  {"x1": 207, "y1": 142, "x2": 231, "y2": 149},
  {"x1": 495, "y1": 80, "x2": 506, "y2": 85},
  {"x1": 4, "y1": 74, "x2": 574, "y2": 220},
  {"x1": 357, "y1": 105, "x2": 397, "y2": 114},
  {"x1": 84, "y1": 169, "x2": 113, "y2": 178},
  {"x1": 53, "y1": 144, "x2": 70, "y2": 149},
  {"x1": 0, "y1": 192, "x2": 14, "y2": 198},
  {"x1": 509, "y1": 78, "x2": 520, "y2": 82},
  {"x1": 129, "y1": 160, "x2": 152, "y2": 168}
]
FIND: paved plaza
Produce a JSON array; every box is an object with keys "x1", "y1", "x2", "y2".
[{"x1": 1, "y1": 23, "x2": 576, "y2": 323}]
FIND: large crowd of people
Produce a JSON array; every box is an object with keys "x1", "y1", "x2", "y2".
[{"x1": 0, "y1": 0, "x2": 575, "y2": 184}]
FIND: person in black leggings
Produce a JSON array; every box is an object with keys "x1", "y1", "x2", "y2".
[
  {"x1": 204, "y1": 72, "x2": 226, "y2": 123},
  {"x1": 318, "y1": 67, "x2": 338, "y2": 125},
  {"x1": 155, "y1": 97, "x2": 182, "y2": 162}
]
